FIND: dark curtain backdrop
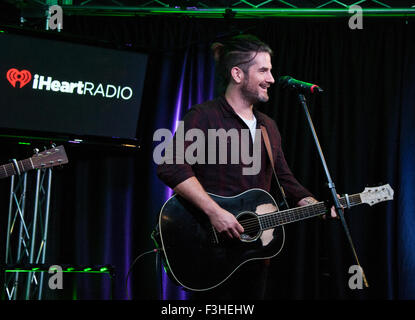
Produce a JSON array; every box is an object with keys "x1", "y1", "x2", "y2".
[{"x1": 1, "y1": 16, "x2": 414, "y2": 300}]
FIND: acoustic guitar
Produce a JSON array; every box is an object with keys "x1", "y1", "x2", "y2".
[{"x1": 154, "y1": 185, "x2": 394, "y2": 291}]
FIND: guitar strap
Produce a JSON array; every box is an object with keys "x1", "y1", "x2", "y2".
[{"x1": 260, "y1": 125, "x2": 290, "y2": 210}]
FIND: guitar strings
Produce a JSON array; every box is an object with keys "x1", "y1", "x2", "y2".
[
  {"x1": 236, "y1": 204, "x2": 326, "y2": 233},
  {"x1": 239, "y1": 202, "x2": 326, "y2": 227},
  {"x1": 234, "y1": 196, "x2": 361, "y2": 234}
]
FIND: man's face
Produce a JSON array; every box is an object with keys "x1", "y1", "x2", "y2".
[{"x1": 240, "y1": 52, "x2": 275, "y2": 104}]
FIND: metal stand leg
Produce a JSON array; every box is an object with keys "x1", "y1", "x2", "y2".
[
  {"x1": 298, "y1": 93, "x2": 369, "y2": 288},
  {"x1": 4, "y1": 173, "x2": 28, "y2": 300},
  {"x1": 3, "y1": 168, "x2": 53, "y2": 300},
  {"x1": 37, "y1": 168, "x2": 53, "y2": 300},
  {"x1": 25, "y1": 169, "x2": 41, "y2": 300}
]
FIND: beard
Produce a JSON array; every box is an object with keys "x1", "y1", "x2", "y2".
[{"x1": 240, "y1": 77, "x2": 269, "y2": 105}]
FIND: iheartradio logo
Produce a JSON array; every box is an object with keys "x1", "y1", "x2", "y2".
[
  {"x1": 5, "y1": 67, "x2": 133, "y2": 100},
  {"x1": 7, "y1": 68, "x2": 32, "y2": 88}
]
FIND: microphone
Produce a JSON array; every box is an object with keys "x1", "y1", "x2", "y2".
[{"x1": 279, "y1": 76, "x2": 323, "y2": 94}]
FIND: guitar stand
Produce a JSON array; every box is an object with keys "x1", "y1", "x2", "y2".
[
  {"x1": 3, "y1": 167, "x2": 54, "y2": 299},
  {"x1": 297, "y1": 93, "x2": 369, "y2": 288}
]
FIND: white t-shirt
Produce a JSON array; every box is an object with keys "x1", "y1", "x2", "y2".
[{"x1": 240, "y1": 115, "x2": 257, "y2": 143}]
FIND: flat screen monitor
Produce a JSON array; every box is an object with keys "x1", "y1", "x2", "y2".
[{"x1": 0, "y1": 31, "x2": 147, "y2": 141}]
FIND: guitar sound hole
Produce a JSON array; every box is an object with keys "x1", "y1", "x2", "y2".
[{"x1": 237, "y1": 212, "x2": 261, "y2": 242}]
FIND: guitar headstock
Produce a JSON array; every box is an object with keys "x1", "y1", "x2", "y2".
[
  {"x1": 360, "y1": 184, "x2": 394, "y2": 206},
  {"x1": 31, "y1": 146, "x2": 69, "y2": 169}
]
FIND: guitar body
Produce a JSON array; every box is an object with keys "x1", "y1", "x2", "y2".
[{"x1": 157, "y1": 188, "x2": 285, "y2": 291}]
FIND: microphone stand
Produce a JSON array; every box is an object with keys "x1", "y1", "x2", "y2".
[{"x1": 297, "y1": 93, "x2": 369, "y2": 288}]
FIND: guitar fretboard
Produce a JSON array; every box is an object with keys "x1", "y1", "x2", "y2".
[
  {"x1": 0, "y1": 158, "x2": 34, "y2": 179},
  {"x1": 259, "y1": 194, "x2": 362, "y2": 230}
]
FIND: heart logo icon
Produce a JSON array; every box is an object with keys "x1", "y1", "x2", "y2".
[{"x1": 6, "y1": 68, "x2": 32, "y2": 88}]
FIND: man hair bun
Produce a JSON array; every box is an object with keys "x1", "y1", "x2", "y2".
[{"x1": 211, "y1": 42, "x2": 224, "y2": 62}]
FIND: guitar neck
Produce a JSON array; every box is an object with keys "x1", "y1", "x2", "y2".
[
  {"x1": 259, "y1": 194, "x2": 362, "y2": 230},
  {"x1": 0, "y1": 145, "x2": 68, "y2": 180},
  {"x1": 0, "y1": 158, "x2": 34, "y2": 179}
]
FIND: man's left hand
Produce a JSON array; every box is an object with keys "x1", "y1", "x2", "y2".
[{"x1": 297, "y1": 195, "x2": 343, "y2": 219}]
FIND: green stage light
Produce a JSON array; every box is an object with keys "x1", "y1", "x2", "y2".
[{"x1": 60, "y1": 6, "x2": 415, "y2": 18}]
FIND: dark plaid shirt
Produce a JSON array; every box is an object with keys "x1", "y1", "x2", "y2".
[{"x1": 157, "y1": 96, "x2": 313, "y2": 204}]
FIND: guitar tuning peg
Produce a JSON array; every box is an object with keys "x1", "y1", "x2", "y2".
[
  {"x1": 51, "y1": 143, "x2": 56, "y2": 148},
  {"x1": 33, "y1": 148, "x2": 39, "y2": 155}
]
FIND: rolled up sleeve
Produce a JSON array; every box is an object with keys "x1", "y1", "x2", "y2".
[{"x1": 156, "y1": 107, "x2": 205, "y2": 189}]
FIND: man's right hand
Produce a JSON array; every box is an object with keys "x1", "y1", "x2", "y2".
[
  {"x1": 173, "y1": 177, "x2": 244, "y2": 240},
  {"x1": 208, "y1": 207, "x2": 244, "y2": 239}
]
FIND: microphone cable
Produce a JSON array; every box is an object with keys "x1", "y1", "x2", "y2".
[{"x1": 125, "y1": 248, "x2": 161, "y2": 300}]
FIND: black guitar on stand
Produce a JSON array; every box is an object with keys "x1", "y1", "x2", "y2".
[{"x1": 154, "y1": 185, "x2": 394, "y2": 292}]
